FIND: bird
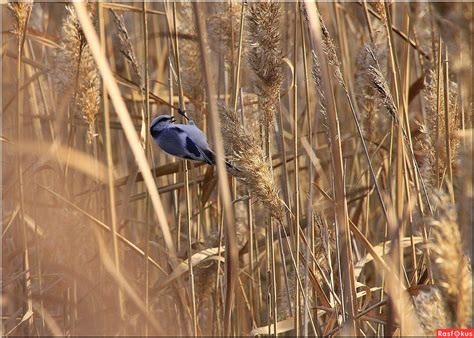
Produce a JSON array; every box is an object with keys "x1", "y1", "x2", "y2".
[{"x1": 150, "y1": 114, "x2": 238, "y2": 172}]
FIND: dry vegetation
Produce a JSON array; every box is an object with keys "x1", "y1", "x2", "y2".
[{"x1": 2, "y1": 1, "x2": 473, "y2": 336}]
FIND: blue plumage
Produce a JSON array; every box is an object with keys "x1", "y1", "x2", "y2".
[{"x1": 150, "y1": 115, "x2": 236, "y2": 170}]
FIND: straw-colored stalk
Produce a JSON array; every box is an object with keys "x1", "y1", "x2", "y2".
[{"x1": 8, "y1": 0, "x2": 33, "y2": 334}]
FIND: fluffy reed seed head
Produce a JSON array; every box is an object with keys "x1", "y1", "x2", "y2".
[
  {"x1": 368, "y1": 65, "x2": 398, "y2": 121},
  {"x1": 176, "y1": 3, "x2": 204, "y2": 112},
  {"x1": 419, "y1": 71, "x2": 460, "y2": 187},
  {"x1": 412, "y1": 285, "x2": 453, "y2": 335},
  {"x1": 318, "y1": 15, "x2": 344, "y2": 86},
  {"x1": 355, "y1": 39, "x2": 389, "y2": 149},
  {"x1": 219, "y1": 104, "x2": 284, "y2": 222},
  {"x1": 247, "y1": 2, "x2": 283, "y2": 131},
  {"x1": 370, "y1": 0, "x2": 387, "y2": 23},
  {"x1": 110, "y1": 9, "x2": 142, "y2": 88},
  {"x1": 427, "y1": 192, "x2": 472, "y2": 328},
  {"x1": 7, "y1": 0, "x2": 33, "y2": 42},
  {"x1": 56, "y1": 4, "x2": 101, "y2": 144},
  {"x1": 207, "y1": 2, "x2": 245, "y2": 66}
]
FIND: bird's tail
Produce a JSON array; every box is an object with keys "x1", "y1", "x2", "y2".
[
  {"x1": 203, "y1": 149, "x2": 241, "y2": 175},
  {"x1": 224, "y1": 159, "x2": 241, "y2": 176}
]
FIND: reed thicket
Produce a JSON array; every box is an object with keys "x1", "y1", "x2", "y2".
[{"x1": 2, "y1": 2, "x2": 472, "y2": 336}]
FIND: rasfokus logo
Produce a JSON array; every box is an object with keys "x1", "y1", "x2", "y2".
[{"x1": 437, "y1": 329, "x2": 474, "y2": 337}]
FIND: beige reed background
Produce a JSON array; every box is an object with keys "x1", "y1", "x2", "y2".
[{"x1": 2, "y1": 1, "x2": 472, "y2": 336}]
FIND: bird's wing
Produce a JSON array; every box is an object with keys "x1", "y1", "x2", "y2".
[
  {"x1": 174, "y1": 124, "x2": 240, "y2": 169},
  {"x1": 156, "y1": 127, "x2": 187, "y2": 157},
  {"x1": 175, "y1": 124, "x2": 216, "y2": 164},
  {"x1": 177, "y1": 124, "x2": 211, "y2": 151},
  {"x1": 158, "y1": 126, "x2": 214, "y2": 164}
]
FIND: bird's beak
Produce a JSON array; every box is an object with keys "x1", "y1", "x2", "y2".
[{"x1": 177, "y1": 108, "x2": 190, "y2": 121}]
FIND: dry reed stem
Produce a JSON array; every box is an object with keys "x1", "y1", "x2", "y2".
[
  {"x1": 8, "y1": 0, "x2": 33, "y2": 334},
  {"x1": 207, "y1": 2, "x2": 246, "y2": 70},
  {"x1": 305, "y1": 2, "x2": 356, "y2": 334},
  {"x1": 169, "y1": 3, "x2": 197, "y2": 335},
  {"x1": 192, "y1": 4, "x2": 238, "y2": 335},
  {"x1": 176, "y1": 3, "x2": 203, "y2": 113},
  {"x1": 72, "y1": 2, "x2": 176, "y2": 263}
]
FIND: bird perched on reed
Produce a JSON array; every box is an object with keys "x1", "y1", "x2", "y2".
[{"x1": 150, "y1": 113, "x2": 238, "y2": 172}]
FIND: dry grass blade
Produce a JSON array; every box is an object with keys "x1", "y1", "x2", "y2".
[
  {"x1": 72, "y1": 3, "x2": 176, "y2": 259},
  {"x1": 95, "y1": 233, "x2": 164, "y2": 334},
  {"x1": 305, "y1": 1, "x2": 356, "y2": 334},
  {"x1": 353, "y1": 237, "x2": 423, "y2": 280},
  {"x1": 192, "y1": 3, "x2": 237, "y2": 335},
  {"x1": 36, "y1": 183, "x2": 166, "y2": 274},
  {"x1": 155, "y1": 246, "x2": 225, "y2": 292},
  {"x1": 10, "y1": 140, "x2": 108, "y2": 183},
  {"x1": 250, "y1": 317, "x2": 294, "y2": 336}
]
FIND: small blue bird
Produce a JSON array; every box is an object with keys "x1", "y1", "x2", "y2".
[{"x1": 150, "y1": 114, "x2": 238, "y2": 171}]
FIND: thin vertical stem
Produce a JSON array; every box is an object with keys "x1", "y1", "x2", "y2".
[
  {"x1": 192, "y1": 4, "x2": 238, "y2": 336},
  {"x1": 300, "y1": 4, "x2": 314, "y2": 335},
  {"x1": 304, "y1": 2, "x2": 356, "y2": 334},
  {"x1": 293, "y1": 4, "x2": 300, "y2": 336},
  {"x1": 142, "y1": 2, "x2": 152, "y2": 334},
  {"x1": 98, "y1": 3, "x2": 125, "y2": 321},
  {"x1": 436, "y1": 37, "x2": 442, "y2": 189},
  {"x1": 15, "y1": 5, "x2": 33, "y2": 335},
  {"x1": 171, "y1": 3, "x2": 197, "y2": 335},
  {"x1": 443, "y1": 46, "x2": 454, "y2": 204},
  {"x1": 232, "y1": 4, "x2": 246, "y2": 114}
]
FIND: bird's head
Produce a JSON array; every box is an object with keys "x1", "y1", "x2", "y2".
[{"x1": 150, "y1": 115, "x2": 175, "y2": 137}]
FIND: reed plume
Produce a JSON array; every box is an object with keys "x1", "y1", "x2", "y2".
[
  {"x1": 247, "y1": 2, "x2": 283, "y2": 131},
  {"x1": 412, "y1": 286, "x2": 453, "y2": 334},
  {"x1": 419, "y1": 71, "x2": 460, "y2": 187},
  {"x1": 219, "y1": 104, "x2": 284, "y2": 222},
  {"x1": 176, "y1": 3, "x2": 203, "y2": 113},
  {"x1": 355, "y1": 37, "x2": 389, "y2": 149},
  {"x1": 110, "y1": 9, "x2": 142, "y2": 88},
  {"x1": 7, "y1": 0, "x2": 32, "y2": 42},
  {"x1": 426, "y1": 192, "x2": 472, "y2": 328},
  {"x1": 56, "y1": 4, "x2": 101, "y2": 144},
  {"x1": 207, "y1": 2, "x2": 245, "y2": 66}
]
